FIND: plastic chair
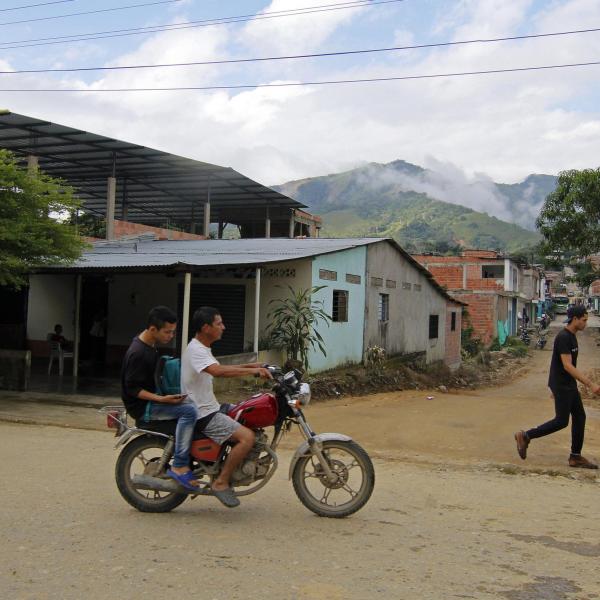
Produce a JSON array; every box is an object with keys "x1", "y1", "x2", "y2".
[{"x1": 47, "y1": 338, "x2": 74, "y2": 375}]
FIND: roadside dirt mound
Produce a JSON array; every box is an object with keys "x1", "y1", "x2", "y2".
[{"x1": 309, "y1": 350, "x2": 530, "y2": 400}]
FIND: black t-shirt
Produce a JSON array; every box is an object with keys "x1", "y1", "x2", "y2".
[
  {"x1": 121, "y1": 336, "x2": 158, "y2": 419},
  {"x1": 548, "y1": 328, "x2": 578, "y2": 390}
]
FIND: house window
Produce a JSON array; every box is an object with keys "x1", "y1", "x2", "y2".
[
  {"x1": 386, "y1": 279, "x2": 397, "y2": 289},
  {"x1": 371, "y1": 276, "x2": 383, "y2": 287},
  {"x1": 414, "y1": 284, "x2": 422, "y2": 292},
  {"x1": 319, "y1": 269, "x2": 337, "y2": 281},
  {"x1": 451, "y1": 312, "x2": 456, "y2": 331},
  {"x1": 378, "y1": 294, "x2": 389, "y2": 322},
  {"x1": 332, "y1": 290, "x2": 348, "y2": 322},
  {"x1": 346, "y1": 273, "x2": 361, "y2": 284},
  {"x1": 401, "y1": 281, "x2": 412, "y2": 290},
  {"x1": 481, "y1": 265, "x2": 504, "y2": 279},
  {"x1": 429, "y1": 314, "x2": 439, "y2": 339}
]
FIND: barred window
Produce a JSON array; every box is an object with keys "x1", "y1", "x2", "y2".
[
  {"x1": 386, "y1": 279, "x2": 397, "y2": 289},
  {"x1": 414, "y1": 284, "x2": 422, "y2": 292},
  {"x1": 332, "y1": 290, "x2": 349, "y2": 322},
  {"x1": 378, "y1": 294, "x2": 389, "y2": 322},
  {"x1": 371, "y1": 276, "x2": 383, "y2": 287},
  {"x1": 401, "y1": 281, "x2": 412, "y2": 290},
  {"x1": 346, "y1": 273, "x2": 361, "y2": 284}
]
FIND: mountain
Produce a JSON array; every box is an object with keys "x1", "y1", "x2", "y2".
[{"x1": 275, "y1": 160, "x2": 555, "y2": 253}]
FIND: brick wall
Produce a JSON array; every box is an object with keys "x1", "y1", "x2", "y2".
[
  {"x1": 113, "y1": 220, "x2": 206, "y2": 241},
  {"x1": 428, "y1": 265, "x2": 464, "y2": 289},
  {"x1": 445, "y1": 305, "x2": 462, "y2": 369},
  {"x1": 453, "y1": 291, "x2": 497, "y2": 344},
  {"x1": 591, "y1": 279, "x2": 600, "y2": 295}
]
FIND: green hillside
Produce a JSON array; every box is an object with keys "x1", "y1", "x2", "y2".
[{"x1": 276, "y1": 160, "x2": 545, "y2": 253}]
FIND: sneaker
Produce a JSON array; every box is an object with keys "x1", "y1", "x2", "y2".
[
  {"x1": 514, "y1": 430, "x2": 529, "y2": 460},
  {"x1": 568, "y1": 455, "x2": 599, "y2": 469}
]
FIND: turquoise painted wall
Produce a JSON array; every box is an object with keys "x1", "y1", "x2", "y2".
[{"x1": 308, "y1": 247, "x2": 367, "y2": 372}]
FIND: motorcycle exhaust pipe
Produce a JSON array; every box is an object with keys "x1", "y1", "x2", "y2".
[{"x1": 131, "y1": 474, "x2": 209, "y2": 495}]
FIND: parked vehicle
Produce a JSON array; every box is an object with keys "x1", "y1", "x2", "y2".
[
  {"x1": 552, "y1": 296, "x2": 570, "y2": 314},
  {"x1": 535, "y1": 327, "x2": 548, "y2": 349},
  {"x1": 100, "y1": 366, "x2": 375, "y2": 518},
  {"x1": 519, "y1": 324, "x2": 531, "y2": 346}
]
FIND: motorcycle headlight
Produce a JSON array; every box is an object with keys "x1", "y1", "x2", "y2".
[{"x1": 295, "y1": 382, "x2": 311, "y2": 407}]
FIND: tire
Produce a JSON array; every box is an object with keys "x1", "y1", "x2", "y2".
[
  {"x1": 292, "y1": 440, "x2": 375, "y2": 518},
  {"x1": 115, "y1": 435, "x2": 188, "y2": 513}
]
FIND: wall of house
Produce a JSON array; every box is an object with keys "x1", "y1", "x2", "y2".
[
  {"x1": 26, "y1": 274, "x2": 76, "y2": 356},
  {"x1": 365, "y1": 243, "x2": 449, "y2": 364},
  {"x1": 445, "y1": 305, "x2": 462, "y2": 370},
  {"x1": 258, "y1": 259, "x2": 313, "y2": 345},
  {"x1": 452, "y1": 291, "x2": 498, "y2": 344},
  {"x1": 306, "y1": 247, "x2": 367, "y2": 372}
]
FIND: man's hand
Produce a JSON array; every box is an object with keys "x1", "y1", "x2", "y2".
[
  {"x1": 254, "y1": 367, "x2": 273, "y2": 379},
  {"x1": 160, "y1": 393, "x2": 187, "y2": 404}
]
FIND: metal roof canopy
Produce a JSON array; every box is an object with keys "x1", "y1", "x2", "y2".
[
  {"x1": 0, "y1": 110, "x2": 305, "y2": 227},
  {"x1": 38, "y1": 237, "x2": 464, "y2": 305}
]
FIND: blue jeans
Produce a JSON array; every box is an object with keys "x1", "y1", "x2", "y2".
[{"x1": 147, "y1": 400, "x2": 198, "y2": 469}]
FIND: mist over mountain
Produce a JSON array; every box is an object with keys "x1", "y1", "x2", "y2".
[{"x1": 275, "y1": 160, "x2": 556, "y2": 253}]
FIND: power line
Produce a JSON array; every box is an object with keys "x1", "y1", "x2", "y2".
[
  {"x1": 1, "y1": 59, "x2": 599, "y2": 91},
  {"x1": 0, "y1": 0, "x2": 401, "y2": 48},
  {"x1": 1, "y1": 0, "x2": 76, "y2": 12},
  {"x1": 2, "y1": 26, "x2": 600, "y2": 74},
  {"x1": 0, "y1": 0, "x2": 184, "y2": 26}
]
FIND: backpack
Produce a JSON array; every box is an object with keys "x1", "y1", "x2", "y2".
[{"x1": 154, "y1": 355, "x2": 181, "y2": 395}]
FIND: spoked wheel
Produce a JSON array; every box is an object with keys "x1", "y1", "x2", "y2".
[
  {"x1": 115, "y1": 435, "x2": 187, "y2": 513},
  {"x1": 292, "y1": 440, "x2": 375, "y2": 518}
]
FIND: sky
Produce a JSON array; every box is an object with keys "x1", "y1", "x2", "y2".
[{"x1": 1, "y1": 0, "x2": 600, "y2": 197}]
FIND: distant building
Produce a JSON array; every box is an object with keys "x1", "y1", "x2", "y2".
[{"x1": 412, "y1": 249, "x2": 544, "y2": 345}]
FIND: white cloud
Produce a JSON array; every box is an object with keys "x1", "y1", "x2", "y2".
[{"x1": 2, "y1": 0, "x2": 600, "y2": 229}]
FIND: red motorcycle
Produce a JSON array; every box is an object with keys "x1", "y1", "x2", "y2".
[{"x1": 100, "y1": 366, "x2": 375, "y2": 518}]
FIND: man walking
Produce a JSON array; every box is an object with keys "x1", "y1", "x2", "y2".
[
  {"x1": 181, "y1": 306, "x2": 272, "y2": 507},
  {"x1": 515, "y1": 304, "x2": 600, "y2": 468},
  {"x1": 121, "y1": 306, "x2": 199, "y2": 491}
]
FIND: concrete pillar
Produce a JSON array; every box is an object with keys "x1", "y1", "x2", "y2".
[
  {"x1": 265, "y1": 209, "x2": 271, "y2": 238},
  {"x1": 73, "y1": 274, "x2": 82, "y2": 377},
  {"x1": 121, "y1": 178, "x2": 128, "y2": 221},
  {"x1": 289, "y1": 210, "x2": 295, "y2": 238},
  {"x1": 253, "y1": 268, "x2": 261, "y2": 357},
  {"x1": 106, "y1": 176, "x2": 116, "y2": 240},
  {"x1": 181, "y1": 272, "x2": 192, "y2": 347},
  {"x1": 27, "y1": 154, "x2": 39, "y2": 173},
  {"x1": 203, "y1": 176, "x2": 211, "y2": 238}
]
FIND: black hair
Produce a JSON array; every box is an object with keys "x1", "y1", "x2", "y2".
[
  {"x1": 54, "y1": 324, "x2": 62, "y2": 332},
  {"x1": 567, "y1": 304, "x2": 587, "y2": 322},
  {"x1": 147, "y1": 306, "x2": 177, "y2": 330},
  {"x1": 191, "y1": 306, "x2": 220, "y2": 334}
]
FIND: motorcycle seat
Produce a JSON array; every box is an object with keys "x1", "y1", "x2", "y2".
[{"x1": 135, "y1": 419, "x2": 211, "y2": 440}]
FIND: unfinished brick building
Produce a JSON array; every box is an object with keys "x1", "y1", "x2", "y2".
[{"x1": 412, "y1": 250, "x2": 539, "y2": 345}]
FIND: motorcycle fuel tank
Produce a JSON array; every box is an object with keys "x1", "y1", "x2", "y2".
[{"x1": 227, "y1": 393, "x2": 278, "y2": 428}]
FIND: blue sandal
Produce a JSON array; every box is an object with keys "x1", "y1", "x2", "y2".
[{"x1": 167, "y1": 469, "x2": 200, "y2": 492}]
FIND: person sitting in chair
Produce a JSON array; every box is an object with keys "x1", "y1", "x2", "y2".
[{"x1": 50, "y1": 324, "x2": 73, "y2": 352}]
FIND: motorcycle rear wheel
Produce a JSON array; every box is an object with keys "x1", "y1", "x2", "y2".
[
  {"x1": 115, "y1": 435, "x2": 188, "y2": 513},
  {"x1": 292, "y1": 440, "x2": 375, "y2": 518}
]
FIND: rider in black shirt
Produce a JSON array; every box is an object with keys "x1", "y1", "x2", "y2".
[{"x1": 514, "y1": 305, "x2": 600, "y2": 469}]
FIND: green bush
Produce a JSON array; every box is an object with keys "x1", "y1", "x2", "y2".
[{"x1": 489, "y1": 337, "x2": 502, "y2": 351}]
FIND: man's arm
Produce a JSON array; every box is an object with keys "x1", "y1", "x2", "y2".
[
  {"x1": 560, "y1": 354, "x2": 600, "y2": 394},
  {"x1": 204, "y1": 363, "x2": 272, "y2": 379},
  {"x1": 137, "y1": 389, "x2": 185, "y2": 404}
]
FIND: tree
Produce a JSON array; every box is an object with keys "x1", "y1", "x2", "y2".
[
  {"x1": 0, "y1": 149, "x2": 85, "y2": 288},
  {"x1": 265, "y1": 285, "x2": 332, "y2": 371},
  {"x1": 536, "y1": 168, "x2": 600, "y2": 258}
]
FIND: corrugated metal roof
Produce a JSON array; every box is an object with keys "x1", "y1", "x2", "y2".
[
  {"x1": 39, "y1": 237, "x2": 464, "y2": 305},
  {"x1": 0, "y1": 110, "x2": 305, "y2": 227},
  {"x1": 68, "y1": 237, "x2": 381, "y2": 268}
]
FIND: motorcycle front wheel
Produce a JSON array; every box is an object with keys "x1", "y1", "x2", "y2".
[
  {"x1": 292, "y1": 440, "x2": 375, "y2": 518},
  {"x1": 115, "y1": 435, "x2": 188, "y2": 513}
]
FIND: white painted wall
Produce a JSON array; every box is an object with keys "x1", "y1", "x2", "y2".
[{"x1": 27, "y1": 274, "x2": 76, "y2": 341}]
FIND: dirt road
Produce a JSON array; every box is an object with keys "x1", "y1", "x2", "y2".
[{"x1": 1, "y1": 322, "x2": 600, "y2": 599}]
